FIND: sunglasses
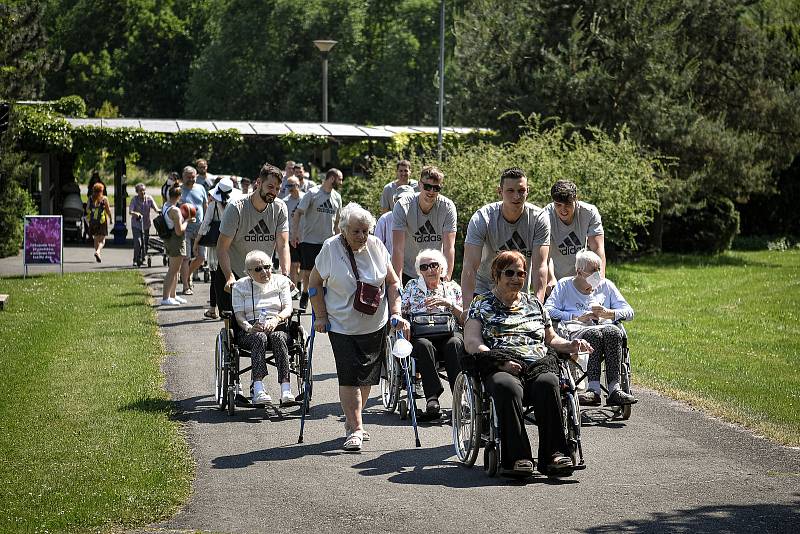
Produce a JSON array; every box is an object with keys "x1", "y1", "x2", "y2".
[
  {"x1": 501, "y1": 269, "x2": 526, "y2": 279},
  {"x1": 421, "y1": 183, "x2": 442, "y2": 192},
  {"x1": 250, "y1": 265, "x2": 268, "y2": 273},
  {"x1": 419, "y1": 261, "x2": 440, "y2": 272}
]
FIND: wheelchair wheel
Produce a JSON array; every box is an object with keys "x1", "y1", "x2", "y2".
[
  {"x1": 399, "y1": 398, "x2": 408, "y2": 420},
  {"x1": 484, "y1": 444, "x2": 499, "y2": 477},
  {"x1": 214, "y1": 329, "x2": 230, "y2": 411},
  {"x1": 227, "y1": 386, "x2": 236, "y2": 416},
  {"x1": 380, "y1": 336, "x2": 401, "y2": 412},
  {"x1": 162, "y1": 255, "x2": 167, "y2": 266},
  {"x1": 452, "y1": 372, "x2": 482, "y2": 466},
  {"x1": 562, "y1": 393, "x2": 580, "y2": 466},
  {"x1": 147, "y1": 256, "x2": 151, "y2": 268}
]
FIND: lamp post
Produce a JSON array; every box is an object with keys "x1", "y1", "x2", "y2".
[{"x1": 313, "y1": 40, "x2": 337, "y2": 123}]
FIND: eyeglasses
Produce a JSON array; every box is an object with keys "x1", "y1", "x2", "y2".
[
  {"x1": 419, "y1": 262, "x2": 440, "y2": 272},
  {"x1": 250, "y1": 265, "x2": 268, "y2": 273},
  {"x1": 421, "y1": 183, "x2": 442, "y2": 192},
  {"x1": 502, "y1": 269, "x2": 526, "y2": 279}
]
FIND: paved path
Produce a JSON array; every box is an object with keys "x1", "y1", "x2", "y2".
[{"x1": 2, "y1": 247, "x2": 798, "y2": 533}]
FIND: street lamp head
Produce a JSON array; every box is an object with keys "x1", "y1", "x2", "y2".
[{"x1": 313, "y1": 40, "x2": 337, "y2": 53}]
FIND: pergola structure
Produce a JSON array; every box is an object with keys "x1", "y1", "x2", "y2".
[{"x1": 34, "y1": 118, "x2": 481, "y2": 243}]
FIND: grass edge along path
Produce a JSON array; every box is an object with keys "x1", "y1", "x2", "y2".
[
  {"x1": 0, "y1": 271, "x2": 193, "y2": 533},
  {"x1": 611, "y1": 250, "x2": 800, "y2": 447}
]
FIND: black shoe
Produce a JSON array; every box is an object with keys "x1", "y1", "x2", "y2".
[
  {"x1": 578, "y1": 389, "x2": 601, "y2": 406},
  {"x1": 299, "y1": 292, "x2": 309, "y2": 311},
  {"x1": 426, "y1": 398, "x2": 441, "y2": 416},
  {"x1": 607, "y1": 389, "x2": 638, "y2": 406}
]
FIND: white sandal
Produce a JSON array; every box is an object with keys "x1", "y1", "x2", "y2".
[
  {"x1": 342, "y1": 431, "x2": 363, "y2": 451},
  {"x1": 345, "y1": 425, "x2": 370, "y2": 442}
]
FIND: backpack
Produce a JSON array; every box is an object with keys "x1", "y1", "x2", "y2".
[
  {"x1": 88, "y1": 198, "x2": 107, "y2": 225},
  {"x1": 153, "y1": 205, "x2": 172, "y2": 239}
]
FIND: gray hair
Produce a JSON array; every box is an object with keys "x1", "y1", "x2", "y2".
[
  {"x1": 244, "y1": 250, "x2": 272, "y2": 271},
  {"x1": 414, "y1": 248, "x2": 448, "y2": 276},
  {"x1": 182, "y1": 165, "x2": 197, "y2": 179},
  {"x1": 575, "y1": 249, "x2": 601, "y2": 274},
  {"x1": 339, "y1": 202, "x2": 376, "y2": 233},
  {"x1": 135, "y1": 182, "x2": 146, "y2": 192}
]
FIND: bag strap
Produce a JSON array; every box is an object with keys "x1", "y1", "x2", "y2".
[
  {"x1": 251, "y1": 278, "x2": 256, "y2": 320},
  {"x1": 340, "y1": 234, "x2": 360, "y2": 281}
]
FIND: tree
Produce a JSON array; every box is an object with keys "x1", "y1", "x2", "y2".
[{"x1": 452, "y1": 0, "x2": 800, "y2": 246}]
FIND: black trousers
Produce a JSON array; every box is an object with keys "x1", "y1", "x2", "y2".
[
  {"x1": 411, "y1": 333, "x2": 463, "y2": 399},
  {"x1": 484, "y1": 370, "x2": 568, "y2": 469},
  {"x1": 215, "y1": 269, "x2": 240, "y2": 314}
]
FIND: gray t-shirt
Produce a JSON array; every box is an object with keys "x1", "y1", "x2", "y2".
[
  {"x1": 282, "y1": 192, "x2": 305, "y2": 240},
  {"x1": 297, "y1": 186, "x2": 342, "y2": 244},
  {"x1": 545, "y1": 201, "x2": 604, "y2": 280},
  {"x1": 219, "y1": 196, "x2": 289, "y2": 276},
  {"x1": 380, "y1": 180, "x2": 419, "y2": 211},
  {"x1": 392, "y1": 193, "x2": 457, "y2": 277},
  {"x1": 465, "y1": 202, "x2": 550, "y2": 294}
]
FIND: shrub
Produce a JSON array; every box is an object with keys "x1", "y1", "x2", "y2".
[
  {"x1": 662, "y1": 197, "x2": 740, "y2": 254},
  {"x1": 0, "y1": 175, "x2": 37, "y2": 257}
]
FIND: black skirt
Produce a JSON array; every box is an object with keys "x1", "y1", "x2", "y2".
[{"x1": 328, "y1": 325, "x2": 388, "y2": 386}]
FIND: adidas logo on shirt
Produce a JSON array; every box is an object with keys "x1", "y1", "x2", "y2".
[
  {"x1": 413, "y1": 220, "x2": 441, "y2": 243},
  {"x1": 316, "y1": 199, "x2": 337, "y2": 214},
  {"x1": 499, "y1": 231, "x2": 533, "y2": 258},
  {"x1": 245, "y1": 220, "x2": 276, "y2": 242},
  {"x1": 558, "y1": 231, "x2": 583, "y2": 256}
]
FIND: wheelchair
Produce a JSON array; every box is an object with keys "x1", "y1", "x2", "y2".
[
  {"x1": 451, "y1": 353, "x2": 586, "y2": 477},
  {"x1": 214, "y1": 309, "x2": 311, "y2": 415},
  {"x1": 561, "y1": 321, "x2": 634, "y2": 421}
]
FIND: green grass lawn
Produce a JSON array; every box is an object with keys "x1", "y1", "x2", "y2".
[
  {"x1": 610, "y1": 250, "x2": 800, "y2": 445},
  {"x1": 0, "y1": 272, "x2": 192, "y2": 533}
]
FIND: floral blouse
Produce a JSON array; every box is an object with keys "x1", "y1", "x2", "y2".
[
  {"x1": 468, "y1": 291, "x2": 551, "y2": 362},
  {"x1": 401, "y1": 277, "x2": 463, "y2": 316}
]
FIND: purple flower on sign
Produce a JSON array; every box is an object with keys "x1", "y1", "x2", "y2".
[{"x1": 24, "y1": 217, "x2": 62, "y2": 265}]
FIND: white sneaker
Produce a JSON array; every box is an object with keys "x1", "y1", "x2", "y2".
[
  {"x1": 252, "y1": 390, "x2": 272, "y2": 405},
  {"x1": 281, "y1": 390, "x2": 296, "y2": 405},
  {"x1": 174, "y1": 296, "x2": 187, "y2": 304},
  {"x1": 160, "y1": 298, "x2": 181, "y2": 306}
]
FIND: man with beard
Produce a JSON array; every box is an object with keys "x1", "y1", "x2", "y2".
[
  {"x1": 460, "y1": 167, "x2": 550, "y2": 307},
  {"x1": 217, "y1": 163, "x2": 290, "y2": 313},
  {"x1": 291, "y1": 168, "x2": 343, "y2": 310}
]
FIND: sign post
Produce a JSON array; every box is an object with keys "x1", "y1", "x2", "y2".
[{"x1": 23, "y1": 215, "x2": 64, "y2": 277}]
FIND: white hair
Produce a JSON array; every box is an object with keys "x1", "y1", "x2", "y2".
[
  {"x1": 244, "y1": 250, "x2": 271, "y2": 270},
  {"x1": 339, "y1": 202, "x2": 376, "y2": 233},
  {"x1": 414, "y1": 248, "x2": 448, "y2": 276},
  {"x1": 575, "y1": 249, "x2": 601, "y2": 273}
]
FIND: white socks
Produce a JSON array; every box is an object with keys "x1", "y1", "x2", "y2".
[
  {"x1": 588, "y1": 380, "x2": 602, "y2": 393},
  {"x1": 252, "y1": 380, "x2": 265, "y2": 394},
  {"x1": 281, "y1": 382, "x2": 291, "y2": 394}
]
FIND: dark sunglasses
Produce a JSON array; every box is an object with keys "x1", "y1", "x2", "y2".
[
  {"x1": 419, "y1": 261, "x2": 440, "y2": 272},
  {"x1": 251, "y1": 265, "x2": 268, "y2": 273},
  {"x1": 421, "y1": 183, "x2": 442, "y2": 192},
  {"x1": 502, "y1": 269, "x2": 526, "y2": 278}
]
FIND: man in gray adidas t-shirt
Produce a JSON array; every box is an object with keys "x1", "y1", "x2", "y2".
[
  {"x1": 217, "y1": 163, "x2": 290, "y2": 312},
  {"x1": 282, "y1": 175, "x2": 306, "y2": 292},
  {"x1": 380, "y1": 159, "x2": 418, "y2": 213},
  {"x1": 545, "y1": 180, "x2": 605, "y2": 290},
  {"x1": 461, "y1": 167, "x2": 550, "y2": 306},
  {"x1": 291, "y1": 168, "x2": 343, "y2": 309},
  {"x1": 392, "y1": 165, "x2": 457, "y2": 283}
]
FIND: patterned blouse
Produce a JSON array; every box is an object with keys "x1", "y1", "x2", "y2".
[
  {"x1": 401, "y1": 277, "x2": 463, "y2": 316},
  {"x1": 467, "y1": 291, "x2": 551, "y2": 362}
]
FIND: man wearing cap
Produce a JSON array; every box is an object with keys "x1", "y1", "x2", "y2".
[
  {"x1": 392, "y1": 165, "x2": 457, "y2": 285},
  {"x1": 460, "y1": 167, "x2": 550, "y2": 307},
  {"x1": 380, "y1": 159, "x2": 418, "y2": 214},
  {"x1": 375, "y1": 184, "x2": 414, "y2": 254},
  {"x1": 291, "y1": 168, "x2": 343, "y2": 310},
  {"x1": 217, "y1": 163, "x2": 291, "y2": 313},
  {"x1": 282, "y1": 175, "x2": 306, "y2": 296}
]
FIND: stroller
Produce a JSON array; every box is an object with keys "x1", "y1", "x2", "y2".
[
  {"x1": 146, "y1": 230, "x2": 168, "y2": 267},
  {"x1": 61, "y1": 184, "x2": 85, "y2": 243}
]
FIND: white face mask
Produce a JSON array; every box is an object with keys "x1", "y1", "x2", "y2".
[
  {"x1": 585, "y1": 270, "x2": 602, "y2": 290},
  {"x1": 251, "y1": 276, "x2": 270, "y2": 289}
]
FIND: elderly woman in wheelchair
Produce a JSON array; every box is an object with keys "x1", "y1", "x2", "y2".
[
  {"x1": 544, "y1": 249, "x2": 637, "y2": 407},
  {"x1": 232, "y1": 250, "x2": 296, "y2": 405},
  {"x1": 401, "y1": 248, "x2": 464, "y2": 418},
  {"x1": 463, "y1": 250, "x2": 592, "y2": 477}
]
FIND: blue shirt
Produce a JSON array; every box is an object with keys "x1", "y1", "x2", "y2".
[{"x1": 180, "y1": 184, "x2": 207, "y2": 233}]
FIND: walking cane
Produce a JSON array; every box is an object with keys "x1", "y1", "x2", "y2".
[
  {"x1": 298, "y1": 287, "x2": 322, "y2": 444},
  {"x1": 392, "y1": 318, "x2": 422, "y2": 448}
]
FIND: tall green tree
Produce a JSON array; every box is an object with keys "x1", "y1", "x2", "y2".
[{"x1": 452, "y1": 0, "x2": 800, "y2": 220}]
